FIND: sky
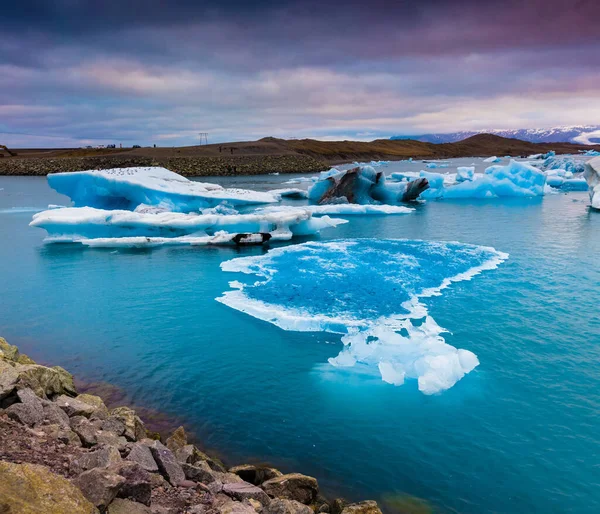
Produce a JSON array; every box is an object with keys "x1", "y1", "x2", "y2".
[{"x1": 1, "y1": 0, "x2": 600, "y2": 147}]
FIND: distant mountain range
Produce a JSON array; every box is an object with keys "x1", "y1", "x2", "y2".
[{"x1": 391, "y1": 126, "x2": 600, "y2": 145}]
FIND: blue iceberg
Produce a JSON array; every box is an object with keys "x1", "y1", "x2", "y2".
[
  {"x1": 543, "y1": 155, "x2": 585, "y2": 175},
  {"x1": 218, "y1": 239, "x2": 508, "y2": 394}
]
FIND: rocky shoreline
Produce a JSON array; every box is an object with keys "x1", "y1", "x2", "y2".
[
  {"x1": 0, "y1": 155, "x2": 328, "y2": 177},
  {"x1": 0, "y1": 337, "x2": 384, "y2": 514}
]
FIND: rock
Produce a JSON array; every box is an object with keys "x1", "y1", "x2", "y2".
[
  {"x1": 71, "y1": 416, "x2": 99, "y2": 446},
  {"x1": 17, "y1": 353, "x2": 36, "y2": 365},
  {"x1": 262, "y1": 473, "x2": 319, "y2": 505},
  {"x1": 175, "y1": 444, "x2": 227, "y2": 472},
  {"x1": 0, "y1": 359, "x2": 19, "y2": 399},
  {"x1": 96, "y1": 431, "x2": 128, "y2": 451},
  {"x1": 330, "y1": 499, "x2": 347, "y2": 514},
  {"x1": 73, "y1": 467, "x2": 126, "y2": 510},
  {"x1": 264, "y1": 498, "x2": 314, "y2": 514},
  {"x1": 215, "y1": 472, "x2": 245, "y2": 484},
  {"x1": 110, "y1": 406, "x2": 146, "y2": 441},
  {"x1": 6, "y1": 401, "x2": 43, "y2": 426},
  {"x1": 313, "y1": 495, "x2": 331, "y2": 513},
  {"x1": 229, "y1": 464, "x2": 283, "y2": 485},
  {"x1": 77, "y1": 393, "x2": 109, "y2": 416},
  {"x1": 99, "y1": 417, "x2": 127, "y2": 436},
  {"x1": 340, "y1": 501, "x2": 383, "y2": 514},
  {"x1": 222, "y1": 482, "x2": 271, "y2": 506},
  {"x1": 0, "y1": 461, "x2": 96, "y2": 513},
  {"x1": 14, "y1": 363, "x2": 76, "y2": 398},
  {"x1": 113, "y1": 461, "x2": 153, "y2": 506},
  {"x1": 55, "y1": 394, "x2": 99, "y2": 417},
  {"x1": 40, "y1": 423, "x2": 82, "y2": 445},
  {"x1": 147, "y1": 440, "x2": 186, "y2": 485},
  {"x1": 188, "y1": 505, "x2": 208, "y2": 514},
  {"x1": 166, "y1": 425, "x2": 187, "y2": 452},
  {"x1": 16, "y1": 387, "x2": 43, "y2": 406},
  {"x1": 71, "y1": 445, "x2": 122, "y2": 474},
  {"x1": 0, "y1": 337, "x2": 19, "y2": 361},
  {"x1": 108, "y1": 498, "x2": 152, "y2": 514},
  {"x1": 127, "y1": 442, "x2": 159, "y2": 472},
  {"x1": 218, "y1": 500, "x2": 257, "y2": 514},
  {"x1": 42, "y1": 400, "x2": 71, "y2": 428},
  {"x1": 182, "y1": 461, "x2": 216, "y2": 483}
]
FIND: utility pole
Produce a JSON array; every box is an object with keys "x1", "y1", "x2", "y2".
[{"x1": 199, "y1": 133, "x2": 208, "y2": 145}]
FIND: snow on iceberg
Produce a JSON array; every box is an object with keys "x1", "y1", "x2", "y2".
[
  {"x1": 30, "y1": 206, "x2": 347, "y2": 243},
  {"x1": 218, "y1": 239, "x2": 508, "y2": 394},
  {"x1": 308, "y1": 166, "x2": 428, "y2": 205},
  {"x1": 421, "y1": 160, "x2": 546, "y2": 199},
  {"x1": 585, "y1": 157, "x2": 600, "y2": 210},
  {"x1": 47, "y1": 167, "x2": 278, "y2": 212}
]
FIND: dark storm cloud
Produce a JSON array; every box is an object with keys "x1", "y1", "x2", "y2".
[{"x1": 1, "y1": 0, "x2": 600, "y2": 146}]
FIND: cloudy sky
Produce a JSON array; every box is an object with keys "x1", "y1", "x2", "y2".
[{"x1": 2, "y1": 0, "x2": 600, "y2": 147}]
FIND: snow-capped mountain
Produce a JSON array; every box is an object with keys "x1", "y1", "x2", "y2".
[{"x1": 391, "y1": 126, "x2": 600, "y2": 145}]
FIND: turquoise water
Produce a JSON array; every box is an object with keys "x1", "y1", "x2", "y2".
[{"x1": 1, "y1": 167, "x2": 600, "y2": 513}]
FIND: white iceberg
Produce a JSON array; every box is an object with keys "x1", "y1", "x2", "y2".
[
  {"x1": 483, "y1": 156, "x2": 501, "y2": 163},
  {"x1": 47, "y1": 167, "x2": 278, "y2": 212},
  {"x1": 584, "y1": 157, "x2": 600, "y2": 210},
  {"x1": 218, "y1": 239, "x2": 508, "y2": 394},
  {"x1": 30, "y1": 206, "x2": 347, "y2": 243},
  {"x1": 255, "y1": 204, "x2": 414, "y2": 216},
  {"x1": 583, "y1": 149, "x2": 600, "y2": 157}
]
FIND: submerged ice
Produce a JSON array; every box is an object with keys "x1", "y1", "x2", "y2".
[{"x1": 218, "y1": 239, "x2": 508, "y2": 394}]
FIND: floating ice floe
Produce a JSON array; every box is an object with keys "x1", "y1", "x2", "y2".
[
  {"x1": 47, "y1": 167, "x2": 279, "y2": 212},
  {"x1": 421, "y1": 160, "x2": 546, "y2": 199},
  {"x1": 585, "y1": 157, "x2": 600, "y2": 210},
  {"x1": 308, "y1": 166, "x2": 428, "y2": 205},
  {"x1": 30, "y1": 206, "x2": 347, "y2": 244},
  {"x1": 582, "y1": 149, "x2": 600, "y2": 157},
  {"x1": 218, "y1": 239, "x2": 508, "y2": 394},
  {"x1": 426, "y1": 162, "x2": 449, "y2": 169},
  {"x1": 483, "y1": 156, "x2": 501, "y2": 163}
]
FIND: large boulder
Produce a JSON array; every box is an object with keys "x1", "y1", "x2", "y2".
[
  {"x1": 127, "y1": 442, "x2": 159, "y2": 472},
  {"x1": 262, "y1": 473, "x2": 319, "y2": 505},
  {"x1": 175, "y1": 443, "x2": 227, "y2": 472},
  {"x1": 182, "y1": 461, "x2": 217, "y2": 483},
  {"x1": 6, "y1": 402, "x2": 43, "y2": 426},
  {"x1": 0, "y1": 337, "x2": 20, "y2": 361},
  {"x1": 229, "y1": 464, "x2": 282, "y2": 486},
  {"x1": 71, "y1": 416, "x2": 100, "y2": 446},
  {"x1": 42, "y1": 400, "x2": 72, "y2": 429},
  {"x1": 55, "y1": 394, "x2": 101, "y2": 417},
  {"x1": 0, "y1": 359, "x2": 19, "y2": 400},
  {"x1": 73, "y1": 467, "x2": 125, "y2": 511},
  {"x1": 340, "y1": 501, "x2": 383, "y2": 514},
  {"x1": 264, "y1": 498, "x2": 314, "y2": 514},
  {"x1": 12, "y1": 363, "x2": 76, "y2": 398},
  {"x1": 166, "y1": 425, "x2": 187, "y2": 452},
  {"x1": 0, "y1": 461, "x2": 96, "y2": 514},
  {"x1": 146, "y1": 440, "x2": 186, "y2": 485},
  {"x1": 77, "y1": 393, "x2": 109, "y2": 416}
]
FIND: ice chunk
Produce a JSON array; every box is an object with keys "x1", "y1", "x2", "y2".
[
  {"x1": 456, "y1": 166, "x2": 475, "y2": 182},
  {"x1": 47, "y1": 167, "x2": 278, "y2": 212},
  {"x1": 30, "y1": 206, "x2": 347, "y2": 243},
  {"x1": 420, "y1": 160, "x2": 546, "y2": 199},
  {"x1": 419, "y1": 171, "x2": 444, "y2": 189},
  {"x1": 269, "y1": 188, "x2": 309, "y2": 200},
  {"x1": 543, "y1": 155, "x2": 585, "y2": 174},
  {"x1": 583, "y1": 149, "x2": 600, "y2": 157},
  {"x1": 218, "y1": 239, "x2": 508, "y2": 394},
  {"x1": 483, "y1": 156, "x2": 501, "y2": 163},
  {"x1": 308, "y1": 166, "x2": 428, "y2": 205},
  {"x1": 584, "y1": 157, "x2": 600, "y2": 210}
]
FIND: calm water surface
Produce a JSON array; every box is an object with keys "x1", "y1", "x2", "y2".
[{"x1": 1, "y1": 159, "x2": 599, "y2": 514}]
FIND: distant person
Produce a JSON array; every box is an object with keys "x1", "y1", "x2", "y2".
[{"x1": 153, "y1": 144, "x2": 156, "y2": 148}]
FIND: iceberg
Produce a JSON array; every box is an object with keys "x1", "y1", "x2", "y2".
[
  {"x1": 584, "y1": 157, "x2": 600, "y2": 210},
  {"x1": 543, "y1": 155, "x2": 585, "y2": 174},
  {"x1": 583, "y1": 149, "x2": 600, "y2": 157},
  {"x1": 30, "y1": 206, "x2": 347, "y2": 243},
  {"x1": 420, "y1": 160, "x2": 546, "y2": 199},
  {"x1": 218, "y1": 239, "x2": 508, "y2": 394},
  {"x1": 426, "y1": 162, "x2": 449, "y2": 169},
  {"x1": 255, "y1": 204, "x2": 414, "y2": 216},
  {"x1": 308, "y1": 166, "x2": 429, "y2": 205},
  {"x1": 47, "y1": 167, "x2": 278, "y2": 212},
  {"x1": 456, "y1": 166, "x2": 475, "y2": 183},
  {"x1": 483, "y1": 156, "x2": 501, "y2": 163}
]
